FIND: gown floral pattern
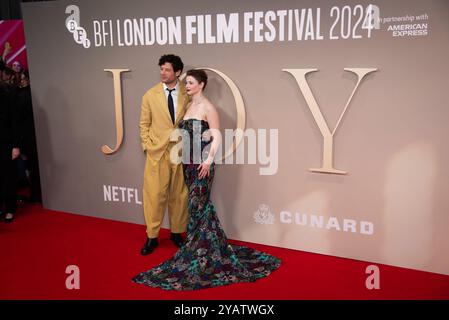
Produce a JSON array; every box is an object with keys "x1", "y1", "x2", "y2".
[{"x1": 132, "y1": 119, "x2": 281, "y2": 290}]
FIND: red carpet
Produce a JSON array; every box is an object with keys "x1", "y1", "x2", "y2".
[{"x1": 1, "y1": 203, "x2": 448, "y2": 300}]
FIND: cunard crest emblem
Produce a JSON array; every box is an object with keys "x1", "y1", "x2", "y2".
[{"x1": 254, "y1": 204, "x2": 274, "y2": 225}]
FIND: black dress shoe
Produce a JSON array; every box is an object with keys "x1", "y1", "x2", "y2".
[
  {"x1": 140, "y1": 238, "x2": 158, "y2": 255},
  {"x1": 169, "y1": 233, "x2": 184, "y2": 247},
  {"x1": 4, "y1": 213, "x2": 14, "y2": 223}
]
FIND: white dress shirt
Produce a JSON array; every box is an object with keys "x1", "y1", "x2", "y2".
[{"x1": 163, "y1": 81, "x2": 179, "y2": 122}]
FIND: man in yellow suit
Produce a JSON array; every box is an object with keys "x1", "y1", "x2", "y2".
[{"x1": 139, "y1": 54, "x2": 189, "y2": 255}]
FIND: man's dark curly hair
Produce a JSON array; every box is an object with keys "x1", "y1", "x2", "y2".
[{"x1": 158, "y1": 54, "x2": 184, "y2": 73}]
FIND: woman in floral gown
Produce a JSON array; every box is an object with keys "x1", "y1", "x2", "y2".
[{"x1": 132, "y1": 69, "x2": 281, "y2": 290}]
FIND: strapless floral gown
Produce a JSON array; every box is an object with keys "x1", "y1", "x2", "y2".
[{"x1": 132, "y1": 119, "x2": 281, "y2": 290}]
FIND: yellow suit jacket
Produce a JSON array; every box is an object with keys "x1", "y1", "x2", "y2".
[{"x1": 139, "y1": 82, "x2": 188, "y2": 161}]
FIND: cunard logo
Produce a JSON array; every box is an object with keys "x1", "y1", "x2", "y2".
[{"x1": 254, "y1": 204, "x2": 274, "y2": 225}]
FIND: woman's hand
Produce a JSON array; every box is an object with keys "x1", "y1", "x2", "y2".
[{"x1": 198, "y1": 158, "x2": 213, "y2": 179}]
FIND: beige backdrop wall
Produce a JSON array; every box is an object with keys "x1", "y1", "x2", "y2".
[{"x1": 22, "y1": 0, "x2": 449, "y2": 275}]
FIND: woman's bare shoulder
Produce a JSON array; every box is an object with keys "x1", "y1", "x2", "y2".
[{"x1": 203, "y1": 98, "x2": 217, "y2": 112}]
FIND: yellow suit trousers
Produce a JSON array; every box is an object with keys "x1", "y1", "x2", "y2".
[{"x1": 143, "y1": 143, "x2": 188, "y2": 238}]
